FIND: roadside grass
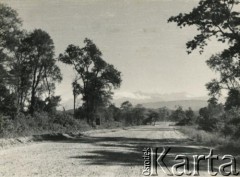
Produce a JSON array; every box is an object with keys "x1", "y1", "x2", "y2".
[
  {"x1": 0, "y1": 112, "x2": 91, "y2": 138},
  {"x1": 179, "y1": 126, "x2": 226, "y2": 146},
  {"x1": 0, "y1": 112, "x2": 126, "y2": 138},
  {"x1": 178, "y1": 126, "x2": 240, "y2": 154}
]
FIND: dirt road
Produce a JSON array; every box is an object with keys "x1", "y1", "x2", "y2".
[{"x1": 0, "y1": 122, "x2": 236, "y2": 177}]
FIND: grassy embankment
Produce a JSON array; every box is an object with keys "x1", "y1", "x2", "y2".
[{"x1": 179, "y1": 126, "x2": 240, "y2": 154}]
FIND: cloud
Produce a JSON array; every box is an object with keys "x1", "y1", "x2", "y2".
[{"x1": 113, "y1": 91, "x2": 151, "y2": 100}]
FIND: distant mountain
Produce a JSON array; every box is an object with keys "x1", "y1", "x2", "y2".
[
  {"x1": 61, "y1": 99, "x2": 207, "y2": 112},
  {"x1": 141, "y1": 100, "x2": 207, "y2": 110},
  {"x1": 60, "y1": 91, "x2": 209, "y2": 111},
  {"x1": 113, "y1": 91, "x2": 208, "y2": 107}
]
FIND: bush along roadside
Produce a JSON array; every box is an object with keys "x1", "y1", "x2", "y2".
[{"x1": 0, "y1": 112, "x2": 90, "y2": 138}]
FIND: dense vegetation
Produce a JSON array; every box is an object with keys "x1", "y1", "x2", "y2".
[
  {"x1": 0, "y1": 3, "x2": 169, "y2": 137},
  {"x1": 0, "y1": 3, "x2": 87, "y2": 136},
  {"x1": 0, "y1": 3, "x2": 123, "y2": 136},
  {"x1": 168, "y1": 0, "x2": 240, "y2": 145}
]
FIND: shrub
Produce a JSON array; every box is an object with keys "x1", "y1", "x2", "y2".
[
  {"x1": 197, "y1": 103, "x2": 224, "y2": 132},
  {"x1": 196, "y1": 116, "x2": 219, "y2": 132},
  {"x1": 0, "y1": 114, "x2": 14, "y2": 137},
  {"x1": 220, "y1": 107, "x2": 240, "y2": 139},
  {"x1": 0, "y1": 111, "x2": 90, "y2": 137},
  {"x1": 33, "y1": 112, "x2": 52, "y2": 130},
  {"x1": 171, "y1": 107, "x2": 195, "y2": 126}
]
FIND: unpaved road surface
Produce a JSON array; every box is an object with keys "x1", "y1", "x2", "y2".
[{"x1": 0, "y1": 122, "x2": 237, "y2": 177}]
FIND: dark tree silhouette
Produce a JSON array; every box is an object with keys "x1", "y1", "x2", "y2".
[
  {"x1": 19, "y1": 29, "x2": 62, "y2": 114},
  {"x1": 168, "y1": 0, "x2": 240, "y2": 57},
  {"x1": 206, "y1": 54, "x2": 240, "y2": 99},
  {"x1": 0, "y1": 3, "x2": 22, "y2": 115},
  {"x1": 168, "y1": 0, "x2": 240, "y2": 105},
  {"x1": 59, "y1": 38, "x2": 121, "y2": 125},
  {"x1": 225, "y1": 89, "x2": 240, "y2": 110}
]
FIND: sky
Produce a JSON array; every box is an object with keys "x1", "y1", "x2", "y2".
[{"x1": 2, "y1": 0, "x2": 227, "y2": 109}]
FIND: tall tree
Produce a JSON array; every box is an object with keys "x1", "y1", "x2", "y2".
[
  {"x1": 19, "y1": 29, "x2": 62, "y2": 114},
  {"x1": 59, "y1": 38, "x2": 121, "y2": 124},
  {"x1": 0, "y1": 3, "x2": 22, "y2": 115},
  {"x1": 0, "y1": 4, "x2": 62, "y2": 115},
  {"x1": 168, "y1": 0, "x2": 240, "y2": 104},
  {"x1": 9, "y1": 32, "x2": 31, "y2": 113}
]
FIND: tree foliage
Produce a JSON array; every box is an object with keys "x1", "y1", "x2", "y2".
[
  {"x1": 225, "y1": 89, "x2": 240, "y2": 110},
  {"x1": 158, "y1": 107, "x2": 170, "y2": 121},
  {"x1": 120, "y1": 101, "x2": 133, "y2": 125},
  {"x1": 168, "y1": 0, "x2": 240, "y2": 106},
  {"x1": 0, "y1": 3, "x2": 22, "y2": 115},
  {"x1": 205, "y1": 53, "x2": 240, "y2": 98},
  {"x1": 0, "y1": 4, "x2": 62, "y2": 116},
  {"x1": 15, "y1": 29, "x2": 62, "y2": 114},
  {"x1": 220, "y1": 107, "x2": 240, "y2": 138},
  {"x1": 171, "y1": 106, "x2": 191, "y2": 125},
  {"x1": 147, "y1": 110, "x2": 159, "y2": 125},
  {"x1": 59, "y1": 39, "x2": 121, "y2": 124},
  {"x1": 198, "y1": 103, "x2": 224, "y2": 131},
  {"x1": 133, "y1": 104, "x2": 146, "y2": 125},
  {"x1": 168, "y1": 0, "x2": 240, "y2": 57},
  {"x1": 0, "y1": 3, "x2": 22, "y2": 53}
]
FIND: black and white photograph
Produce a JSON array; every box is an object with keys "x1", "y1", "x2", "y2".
[{"x1": 0, "y1": 0, "x2": 240, "y2": 176}]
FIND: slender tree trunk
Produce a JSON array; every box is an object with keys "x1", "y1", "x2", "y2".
[
  {"x1": 85, "y1": 95, "x2": 90, "y2": 124},
  {"x1": 29, "y1": 67, "x2": 37, "y2": 115},
  {"x1": 29, "y1": 86, "x2": 35, "y2": 115},
  {"x1": 73, "y1": 93, "x2": 76, "y2": 118},
  {"x1": 16, "y1": 87, "x2": 20, "y2": 116}
]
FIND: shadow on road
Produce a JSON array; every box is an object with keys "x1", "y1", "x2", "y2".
[
  {"x1": 67, "y1": 136, "x2": 220, "y2": 172},
  {"x1": 33, "y1": 126, "x2": 224, "y2": 174}
]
